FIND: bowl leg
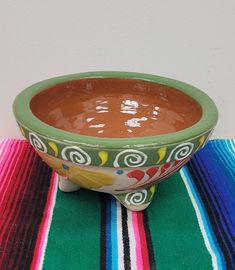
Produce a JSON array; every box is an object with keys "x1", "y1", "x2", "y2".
[
  {"x1": 58, "y1": 175, "x2": 81, "y2": 192},
  {"x1": 112, "y1": 184, "x2": 156, "y2": 211}
]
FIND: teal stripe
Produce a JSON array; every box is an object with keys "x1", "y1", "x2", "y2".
[
  {"x1": 182, "y1": 167, "x2": 225, "y2": 270},
  {"x1": 226, "y1": 140, "x2": 235, "y2": 160},
  {"x1": 227, "y1": 139, "x2": 235, "y2": 152},
  {"x1": 111, "y1": 198, "x2": 118, "y2": 270},
  {"x1": 213, "y1": 140, "x2": 235, "y2": 172},
  {"x1": 106, "y1": 197, "x2": 112, "y2": 269}
]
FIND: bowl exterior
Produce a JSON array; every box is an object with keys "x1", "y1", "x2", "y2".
[
  {"x1": 13, "y1": 72, "x2": 218, "y2": 196},
  {"x1": 17, "y1": 123, "x2": 214, "y2": 193}
]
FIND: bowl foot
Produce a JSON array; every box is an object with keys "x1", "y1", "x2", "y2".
[
  {"x1": 112, "y1": 184, "x2": 156, "y2": 211},
  {"x1": 58, "y1": 175, "x2": 81, "y2": 192}
]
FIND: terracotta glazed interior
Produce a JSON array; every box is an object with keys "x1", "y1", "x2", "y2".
[{"x1": 30, "y1": 78, "x2": 203, "y2": 138}]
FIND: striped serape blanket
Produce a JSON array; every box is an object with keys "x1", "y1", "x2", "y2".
[{"x1": 0, "y1": 139, "x2": 234, "y2": 270}]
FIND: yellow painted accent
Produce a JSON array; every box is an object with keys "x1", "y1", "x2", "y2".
[
  {"x1": 156, "y1": 147, "x2": 167, "y2": 164},
  {"x1": 98, "y1": 151, "x2": 108, "y2": 166},
  {"x1": 150, "y1": 185, "x2": 155, "y2": 194},
  {"x1": 149, "y1": 185, "x2": 156, "y2": 200},
  {"x1": 48, "y1": 141, "x2": 59, "y2": 156},
  {"x1": 69, "y1": 166, "x2": 114, "y2": 189},
  {"x1": 37, "y1": 152, "x2": 115, "y2": 189},
  {"x1": 196, "y1": 135, "x2": 206, "y2": 151},
  {"x1": 20, "y1": 126, "x2": 25, "y2": 137}
]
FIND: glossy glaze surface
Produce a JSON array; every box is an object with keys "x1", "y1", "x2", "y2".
[{"x1": 30, "y1": 78, "x2": 202, "y2": 138}]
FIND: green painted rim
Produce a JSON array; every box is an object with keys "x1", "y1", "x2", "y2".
[{"x1": 13, "y1": 71, "x2": 218, "y2": 149}]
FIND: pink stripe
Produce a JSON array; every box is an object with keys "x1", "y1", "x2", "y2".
[
  {"x1": 0, "y1": 142, "x2": 34, "y2": 266},
  {"x1": 0, "y1": 138, "x2": 7, "y2": 152},
  {"x1": 132, "y1": 211, "x2": 143, "y2": 270},
  {"x1": 0, "y1": 140, "x2": 12, "y2": 166},
  {"x1": 0, "y1": 145, "x2": 34, "y2": 239},
  {"x1": 0, "y1": 139, "x2": 24, "y2": 164},
  {"x1": 0, "y1": 140, "x2": 29, "y2": 193},
  {"x1": 0, "y1": 141, "x2": 27, "y2": 204},
  {"x1": 0, "y1": 138, "x2": 5, "y2": 145},
  {"x1": 0, "y1": 146, "x2": 35, "y2": 260},
  {"x1": 4, "y1": 151, "x2": 41, "y2": 270},
  {"x1": 0, "y1": 139, "x2": 7, "y2": 156},
  {"x1": 0, "y1": 141, "x2": 22, "y2": 199},
  {"x1": 30, "y1": 172, "x2": 58, "y2": 270},
  {"x1": 0, "y1": 141, "x2": 24, "y2": 183}
]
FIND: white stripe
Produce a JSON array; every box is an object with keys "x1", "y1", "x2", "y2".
[
  {"x1": 116, "y1": 202, "x2": 125, "y2": 270},
  {"x1": 216, "y1": 140, "x2": 235, "y2": 170},
  {"x1": 39, "y1": 174, "x2": 58, "y2": 270},
  {"x1": 230, "y1": 139, "x2": 235, "y2": 151},
  {"x1": 180, "y1": 169, "x2": 219, "y2": 270},
  {"x1": 0, "y1": 139, "x2": 10, "y2": 165},
  {"x1": 0, "y1": 139, "x2": 7, "y2": 162},
  {"x1": 226, "y1": 139, "x2": 235, "y2": 160},
  {"x1": 127, "y1": 209, "x2": 137, "y2": 270},
  {"x1": 0, "y1": 138, "x2": 6, "y2": 153}
]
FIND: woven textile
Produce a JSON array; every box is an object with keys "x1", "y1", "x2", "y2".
[{"x1": 0, "y1": 139, "x2": 234, "y2": 269}]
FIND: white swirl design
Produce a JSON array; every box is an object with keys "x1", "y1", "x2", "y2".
[
  {"x1": 29, "y1": 132, "x2": 47, "y2": 153},
  {"x1": 167, "y1": 142, "x2": 194, "y2": 162},
  {"x1": 61, "y1": 146, "x2": 91, "y2": 165},
  {"x1": 113, "y1": 149, "x2": 147, "y2": 168},
  {"x1": 125, "y1": 189, "x2": 148, "y2": 206}
]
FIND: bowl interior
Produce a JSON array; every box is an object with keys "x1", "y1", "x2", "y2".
[{"x1": 30, "y1": 78, "x2": 202, "y2": 138}]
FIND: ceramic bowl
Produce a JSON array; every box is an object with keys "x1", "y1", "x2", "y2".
[{"x1": 13, "y1": 72, "x2": 218, "y2": 211}]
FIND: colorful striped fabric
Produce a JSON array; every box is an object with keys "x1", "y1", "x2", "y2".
[
  {"x1": 0, "y1": 139, "x2": 56, "y2": 270},
  {"x1": 181, "y1": 139, "x2": 235, "y2": 270},
  {"x1": 43, "y1": 172, "x2": 211, "y2": 270},
  {"x1": 0, "y1": 139, "x2": 234, "y2": 270},
  {"x1": 100, "y1": 196, "x2": 155, "y2": 270}
]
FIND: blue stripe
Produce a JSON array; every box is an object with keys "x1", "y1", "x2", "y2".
[
  {"x1": 213, "y1": 140, "x2": 235, "y2": 177},
  {"x1": 196, "y1": 145, "x2": 235, "y2": 231},
  {"x1": 193, "y1": 151, "x2": 234, "y2": 238},
  {"x1": 189, "y1": 139, "x2": 235, "y2": 268},
  {"x1": 182, "y1": 167, "x2": 225, "y2": 269},
  {"x1": 191, "y1": 155, "x2": 235, "y2": 265},
  {"x1": 110, "y1": 198, "x2": 118, "y2": 270},
  {"x1": 211, "y1": 141, "x2": 235, "y2": 211}
]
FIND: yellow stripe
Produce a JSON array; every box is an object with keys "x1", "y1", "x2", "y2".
[
  {"x1": 98, "y1": 151, "x2": 108, "y2": 166},
  {"x1": 156, "y1": 147, "x2": 167, "y2": 164},
  {"x1": 196, "y1": 135, "x2": 206, "y2": 151},
  {"x1": 48, "y1": 141, "x2": 59, "y2": 156},
  {"x1": 19, "y1": 126, "x2": 25, "y2": 137}
]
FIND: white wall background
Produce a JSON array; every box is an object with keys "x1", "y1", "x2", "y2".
[{"x1": 0, "y1": 0, "x2": 234, "y2": 138}]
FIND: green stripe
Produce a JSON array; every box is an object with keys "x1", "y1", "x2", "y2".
[
  {"x1": 43, "y1": 189, "x2": 101, "y2": 270},
  {"x1": 147, "y1": 173, "x2": 212, "y2": 270},
  {"x1": 43, "y1": 172, "x2": 212, "y2": 269}
]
